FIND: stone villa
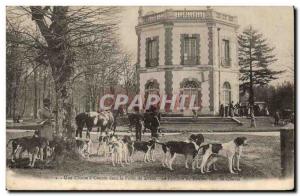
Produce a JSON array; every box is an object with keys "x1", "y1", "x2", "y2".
[{"x1": 135, "y1": 7, "x2": 239, "y2": 115}]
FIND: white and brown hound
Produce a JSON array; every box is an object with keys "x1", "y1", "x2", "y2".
[
  {"x1": 199, "y1": 137, "x2": 248, "y2": 174},
  {"x1": 108, "y1": 135, "x2": 125, "y2": 167}
]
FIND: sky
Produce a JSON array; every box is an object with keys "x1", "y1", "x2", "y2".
[{"x1": 117, "y1": 6, "x2": 294, "y2": 86}]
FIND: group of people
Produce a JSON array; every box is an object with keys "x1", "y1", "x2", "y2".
[
  {"x1": 219, "y1": 102, "x2": 270, "y2": 118},
  {"x1": 219, "y1": 102, "x2": 241, "y2": 117}
]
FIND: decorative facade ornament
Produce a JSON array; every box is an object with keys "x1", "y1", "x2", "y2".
[
  {"x1": 164, "y1": 23, "x2": 173, "y2": 65},
  {"x1": 165, "y1": 70, "x2": 173, "y2": 95},
  {"x1": 208, "y1": 26, "x2": 214, "y2": 65}
]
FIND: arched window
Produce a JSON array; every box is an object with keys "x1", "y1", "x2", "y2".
[
  {"x1": 180, "y1": 79, "x2": 201, "y2": 108},
  {"x1": 145, "y1": 80, "x2": 159, "y2": 95},
  {"x1": 145, "y1": 80, "x2": 160, "y2": 110},
  {"x1": 223, "y1": 82, "x2": 231, "y2": 106}
]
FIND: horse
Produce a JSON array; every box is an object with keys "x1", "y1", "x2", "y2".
[
  {"x1": 75, "y1": 107, "x2": 125, "y2": 139},
  {"x1": 128, "y1": 110, "x2": 161, "y2": 140},
  {"x1": 143, "y1": 112, "x2": 161, "y2": 138}
]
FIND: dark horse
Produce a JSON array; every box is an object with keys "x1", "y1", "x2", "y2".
[
  {"x1": 128, "y1": 106, "x2": 161, "y2": 140},
  {"x1": 75, "y1": 107, "x2": 125, "y2": 138}
]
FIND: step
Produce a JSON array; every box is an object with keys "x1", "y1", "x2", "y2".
[
  {"x1": 161, "y1": 117, "x2": 235, "y2": 122},
  {"x1": 161, "y1": 121, "x2": 237, "y2": 125}
]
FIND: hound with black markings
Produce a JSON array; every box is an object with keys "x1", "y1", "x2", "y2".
[
  {"x1": 199, "y1": 137, "x2": 248, "y2": 174},
  {"x1": 132, "y1": 138, "x2": 157, "y2": 162},
  {"x1": 157, "y1": 136, "x2": 204, "y2": 171},
  {"x1": 188, "y1": 133, "x2": 205, "y2": 168},
  {"x1": 122, "y1": 135, "x2": 134, "y2": 163}
]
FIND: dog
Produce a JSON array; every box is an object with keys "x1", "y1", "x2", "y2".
[
  {"x1": 187, "y1": 133, "x2": 205, "y2": 168},
  {"x1": 199, "y1": 137, "x2": 248, "y2": 174},
  {"x1": 189, "y1": 134, "x2": 204, "y2": 144},
  {"x1": 75, "y1": 138, "x2": 92, "y2": 159},
  {"x1": 28, "y1": 135, "x2": 49, "y2": 167},
  {"x1": 7, "y1": 131, "x2": 49, "y2": 167},
  {"x1": 122, "y1": 135, "x2": 134, "y2": 163},
  {"x1": 157, "y1": 138, "x2": 203, "y2": 171},
  {"x1": 132, "y1": 138, "x2": 157, "y2": 162},
  {"x1": 108, "y1": 135, "x2": 127, "y2": 167},
  {"x1": 97, "y1": 134, "x2": 111, "y2": 157},
  {"x1": 7, "y1": 136, "x2": 32, "y2": 162}
]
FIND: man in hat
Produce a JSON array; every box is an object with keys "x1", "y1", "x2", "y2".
[{"x1": 38, "y1": 98, "x2": 54, "y2": 141}]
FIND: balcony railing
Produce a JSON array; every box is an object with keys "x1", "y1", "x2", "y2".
[
  {"x1": 138, "y1": 9, "x2": 237, "y2": 26},
  {"x1": 221, "y1": 58, "x2": 232, "y2": 67},
  {"x1": 146, "y1": 58, "x2": 159, "y2": 67},
  {"x1": 175, "y1": 10, "x2": 206, "y2": 20},
  {"x1": 181, "y1": 56, "x2": 200, "y2": 65}
]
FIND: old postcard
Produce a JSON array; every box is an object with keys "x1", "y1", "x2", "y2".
[{"x1": 6, "y1": 6, "x2": 295, "y2": 191}]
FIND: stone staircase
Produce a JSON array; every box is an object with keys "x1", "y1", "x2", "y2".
[
  {"x1": 159, "y1": 116, "x2": 242, "y2": 132},
  {"x1": 160, "y1": 117, "x2": 239, "y2": 125}
]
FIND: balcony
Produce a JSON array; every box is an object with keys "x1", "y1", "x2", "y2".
[
  {"x1": 221, "y1": 58, "x2": 231, "y2": 67},
  {"x1": 138, "y1": 8, "x2": 238, "y2": 26},
  {"x1": 146, "y1": 58, "x2": 159, "y2": 67},
  {"x1": 181, "y1": 56, "x2": 199, "y2": 65}
]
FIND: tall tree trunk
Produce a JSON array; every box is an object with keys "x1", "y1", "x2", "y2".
[
  {"x1": 249, "y1": 47, "x2": 254, "y2": 106},
  {"x1": 248, "y1": 34, "x2": 256, "y2": 127},
  {"x1": 21, "y1": 79, "x2": 28, "y2": 117},
  {"x1": 43, "y1": 71, "x2": 47, "y2": 100},
  {"x1": 31, "y1": 6, "x2": 74, "y2": 138},
  {"x1": 55, "y1": 81, "x2": 74, "y2": 138},
  {"x1": 12, "y1": 86, "x2": 16, "y2": 120},
  {"x1": 33, "y1": 69, "x2": 38, "y2": 119}
]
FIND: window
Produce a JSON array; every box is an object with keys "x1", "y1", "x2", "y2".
[
  {"x1": 146, "y1": 37, "x2": 159, "y2": 67},
  {"x1": 145, "y1": 81, "x2": 159, "y2": 95},
  {"x1": 223, "y1": 82, "x2": 231, "y2": 106},
  {"x1": 221, "y1": 39, "x2": 230, "y2": 66},
  {"x1": 145, "y1": 80, "x2": 160, "y2": 107},
  {"x1": 183, "y1": 37, "x2": 198, "y2": 65},
  {"x1": 181, "y1": 80, "x2": 200, "y2": 108}
]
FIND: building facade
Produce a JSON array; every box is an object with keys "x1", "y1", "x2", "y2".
[{"x1": 135, "y1": 7, "x2": 239, "y2": 115}]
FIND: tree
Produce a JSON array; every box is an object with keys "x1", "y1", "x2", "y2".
[
  {"x1": 7, "y1": 6, "x2": 127, "y2": 138},
  {"x1": 270, "y1": 81, "x2": 294, "y2": 114},
  {"x1": 238, "y1": 26, "x2": 284, "y2": 107},
  {"x1": 27, "y1": 6, "x2": 120, "y2": 137},
  {"x1": 6, "y1": 21, "x2": 37, "y2": 120},
  {"x1": 119, "y1": 54, "x2": 137, "y2": 97}
]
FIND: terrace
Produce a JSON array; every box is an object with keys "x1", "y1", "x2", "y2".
[{"x1": 138, "y1": 8, "x2": 238, "y2": 26}]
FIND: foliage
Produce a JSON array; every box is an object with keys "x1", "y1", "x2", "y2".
[
  {"x1": 269, "y1": 81, "x2": 294, "y2": 113},
  {"x1": 6, "y1": 6, "x2": 136, "y2": 137},
  {"x1": 238, "y1": 26, "x2": 284, "y2": 104},
  {"x1": 245, "y1": 82, "x2": 294, "y2": 115}
]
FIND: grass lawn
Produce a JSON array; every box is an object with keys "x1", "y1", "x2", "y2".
[{"x1": 6, "y1": 130, "x2": 281, "y2": 181}]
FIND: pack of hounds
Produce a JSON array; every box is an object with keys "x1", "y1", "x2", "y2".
[{"x1": 7, "y1": 129, "x2": 248, "y2": 174}]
